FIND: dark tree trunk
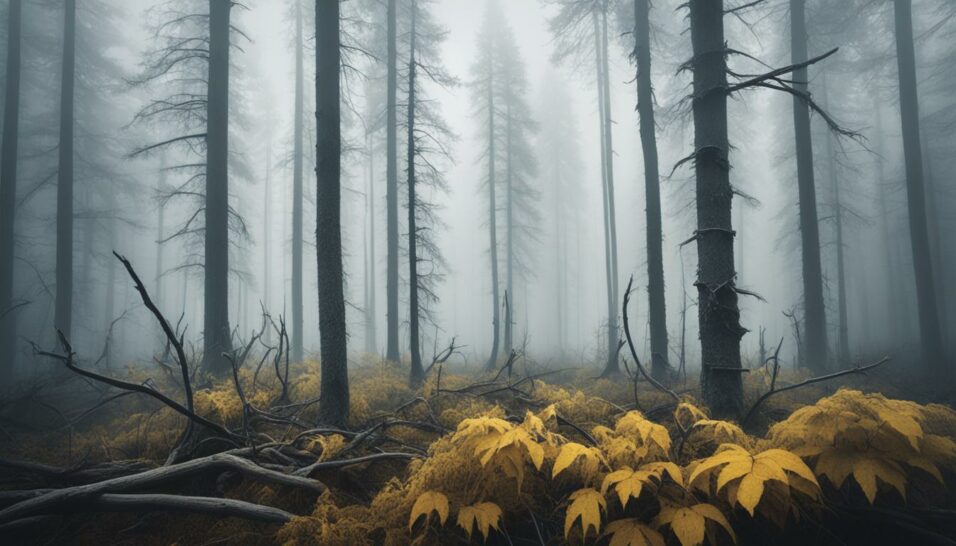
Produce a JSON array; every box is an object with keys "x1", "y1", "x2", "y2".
[
  {"x1": 874, "y1": 102, "x2": 902, "y2": 347},
  {"x1": 292, "y1": 1, "x2": 305, "y2": 363},
  {"x1": 820, "y1": 76, "x2": 849, "y2": 367},
  {"x1": 0, "y1": 0, "x2": 22, "y2": 381},
  {"x1": 365, "y1": 128, "x2": 377, "y2": 354},
  {"x1": 689, "y1": 0, "x2": 744, "y2": 418},
  {"x1": 406, "y1": 1, "x2": 423, "y2": 387},
  {"x1": 385, "y1": 0, "x2": 400, "y2": 363},
  {"x1": 593, "y1": 10, "x2": 618, "y2": 377},
  {"x1": 504, "y1": 103, "x2": 514, "y2": 354},
  {"x1": 263, "y1": 132, "x2": 272, "y2": 342},
  {"x1": 55, "y1": 0, "x2": 76, "y2": 341},
  {"x1": 634, "y1": 0, "x2": 669, "y2": 381},
  {"x1": 315, "y1": 0, "x2": 349, "y2": 426},
  {"x1": 485, "y1": 63, "x2": 501, "y2": 372},
  {"x1": 203, "y1": 0, "x2": 233, "y2": 375},
  {"x1": 892, "y1": 0, "x2": 945, "y2": 378},
  {"x1": 790, "y1": 0, "x2": 828, "y2": 373}
]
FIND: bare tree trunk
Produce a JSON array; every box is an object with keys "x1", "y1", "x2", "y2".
[
  {"x1": 789, "y1": 0, "x2": 828, "y2": 373},
  {"x1": 0, "y1": 0, "x2": 23, "y2": 382},
  {"x1": 315, "y1": 0, "x2": 349, "y2": 426},
  {"x1": 385, "y1": 0, "x2": 400, "y2": 363},
  {"x1": 406, "y1": 2, "x2": 423, "y2": 387},
  {"x1": 689, "y1": 0, "x2": 744, "y2": 418},
  {"x1": 55, "y1": 0, "x2": 76, "y2": 341},
  {"x1": 601, "y1": 5, "x2": 620, "y2": 360},
  {"x1": 593, "y1": 10, "x2": 617, "y2": 377},
  {"x1": 922, "y1": 141, "x2": 947, "y2": 350},
  {"x1": 820, "y1": 75, "x2": 849, "y2": 367},
  {"x1": 892, "y1": 0, "x2": 945, "y2": 379},
  {"x1": 874, "y1": 102, "x2": 902, "y2": 347},
  {"x1": 485, "y1": 62, "x2": 501, "y2": 372},
  {"x1": 634, "y1": 0, "x2": 669, "y2": 380},
  {"x1": 365, "y1": 128, "x2": 377, "y2": 354},
  {"x1": 203, "y1": 0, "x2": 233, "y2": 375},
  {"x1": 504, "y1": 103, "x2": 514, "y2": 354},
  {"x1": 291, "y1": 1, "x2": 305, "y2": 364},
  {"x1": 263, "y1": 129, "x2": 272, "y2": 342}
]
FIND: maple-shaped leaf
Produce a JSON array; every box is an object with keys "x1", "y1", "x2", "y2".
[
  {"x1": 616, "y1": 412, "x2": 672, "y2": 453},
  {"x1": 553, "y1": 442, "x2": 604, "y2": 479},
  {"x1": 603, "y1": 518, "x2": 666, "y2": 546},
  {"x1": 674, "y1": 402, "x2": 709, "y2": 429},
  {"x1": 456, "y1": 502, "x2": 502, "y2": 541},
  {"x1": 409, "y1": 491, "x2": 449, "y2": 531},
  {"x1": 564, "y1": 488, "x2": 606, "y2": 539},
  {"x1": 642, "y1": 461, "x2": 685, "y2": 487},
  {"x1": 601, "y1": 467, "x2": 658, "y2": 508},
  {"x1": 655, "y1": 503, "x2": 736, "y2": 546},
  {"x1": 814, "y1": 450, "x2": 907, "y2": 503},
  {"x1": 689, "y1": 444, "x2": 819, "y2": 517}
]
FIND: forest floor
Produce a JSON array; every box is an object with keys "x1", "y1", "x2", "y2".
[{"x1": 1, "y1": 351, "x2": 955, "y2": 546}]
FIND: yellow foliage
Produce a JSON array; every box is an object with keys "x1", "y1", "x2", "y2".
[
  {"x1": 655, "y1": 503, "x2": 736, "y2": 546},
  {"x1": 769, "y1": 389, "x2": 956, "y2": 504},
  {"x1": 456, "y1": 502, "x2": 502, "y2": 541},
  {"x1": 564, "y1": 487, "x2": 606, "y2": 539},
  {"x1": 600, "y1": 467, "x2": 658, "y2": 508},
  {"x1": 552, "y1": 442, "x2": 605, "y2": 481},
  {"x1": 689, "y1": 444, "x2": 819, "y2": 518},
  {"x1": 408, "y1": 491, "x2": 449, "y2": 531},
  {"x1": 603, "y1": 519, "x2": 665, "y2": 546}
]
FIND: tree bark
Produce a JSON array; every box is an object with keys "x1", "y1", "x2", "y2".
[
  {"x1": 601, "y1": 6, "x2": 620, "y2": 369},
  {"x1": 385, "y1": 0, "x2": 401, "y2": 363},
  {"x1": 593, "y1": 10, "x2": 617, "y2": 377},
  {"x1": 634, "y1": 0, "x2": 669, "y2": 381},
  {"x1": 892, "y1": 0, "x2": 945, "y2": 379},
  {"x1": 365, "y1": 128, "x2": 377, "y2": 354},
  {"x1": 203, "y1": 0, "x2": 233, "y2": 374},
  {"x1": 789, "y1": 0, "x2": 828, "y2": 373},
  {"x1": 55, "y1": 0, "x2": 77, "y2": 341},
  {"x1": 406, "y1": 2, "x2": 423, "y2": 387},
  {"x1": 291, "y1": 0, "x2": 305, "y2": 363},
  {"x1": 315, "y1": 0, "x2": 349, "y2": 426},
  {"x1": 504, "y1": 102, "x2": 514, "y2": 354},
  {"x1": 0, "y1": 0, "x2": 22, "y2": 382},
  {"x1": 485, "y1": 59, "x2": 501, "y2": 372},
  {"x1": 689, "y1": 0, "x2": 744, "y2": 418}
]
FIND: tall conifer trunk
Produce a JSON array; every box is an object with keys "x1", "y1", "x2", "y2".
[{"x1": 55, "y1": 0, "x2": 77, "y2": 341}]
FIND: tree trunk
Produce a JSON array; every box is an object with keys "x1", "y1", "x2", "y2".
[
  {"x1": 874, "y1": 102, "x2": 902, "y2": 348},
  {"x1": 634, "y1": 0, "x2": 669, "y2": 380},
  {"x1": 485, "y1": 62, "x2": 501, "y2": 372},
  {"x1": 504, "y1": 103, "x2": 514, "y2": 354},
  {"x1": 789, "y1": 0, "x2": 828, "y2": 373},
  {"x1": 689, "y1": 0, "x2": 744, "y2": 418},
  {"x1": 892, "y1": 0, "x2": 945, "y2": 379},
  {"x1": 55, "y1": 0, "x2": 76, "y2": 341},
  {"x1": 385, "y1": 0, "x2": 400, "y2": 363},
  {"x1": 365, "y1": 128, "x2": 377, "y2": 354},
  {"x1": 203, "y1": 0, "x2": 233, "y2": 375},
  {"x1": 0, "y1": 0, "x2": 22, "y2": 382},
  {"x1": 406, "y1": 2, "x2": 423, "y2": 387},
  {"x1": 601, "y1": 6, "x2": 620, "y2": 367},
  {"x1": 315, "y1": 0, "x2": 349, "y2": 426},
  {"x1": 291, "y1": 1, "x2": 305, "y2": 364},
  {"x1": 820, "y1": 75, "x2": 849, "y2": 367},
  {"x1": 263, "y1": 129, "x2": 272, "y2": 342},
  {"x1": 593, "y1": 10, "x2": 617, "y2": 377}
]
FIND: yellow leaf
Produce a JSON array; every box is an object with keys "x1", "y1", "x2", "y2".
[
  {"x1": 409, "y1": 491, "x2": 449, "y2": 531},
  {"x1": 553, "y1": 442, "x2": 603, "y2": 479},
  {"x1": 456, "y1": 502, "x2": 502, "y2": 541},
  {"x1": 602, "y1": 468, "x2": 657, "y2": 508},
  {"x1": 658, "y1": 506, "x2": 706, "y2": 546},
  {"x1": 604, "y1": 519, "x2": 665, "y2": 546},
  {"x1": 674, "y1": 402, "x2": 709, "y2": 428},
  {"x1": 690, "y1": 504, "x2": 736, "y2": 543},
  {"x1": 564, "y1": 488, "x2": 606, "y2": 539},
  {"x1": 643, "y1": 461, "x2": 684, "y2": 486},
  {"x1": 736, "y1": 473, "x2": 764, "y2": 516}
]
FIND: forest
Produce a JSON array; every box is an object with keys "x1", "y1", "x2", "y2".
[{"x1": 0, "y1": 0, "x2": 955, "y2": 544}]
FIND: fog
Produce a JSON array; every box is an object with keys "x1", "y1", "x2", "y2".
[{"x1": 1, "y1": 0, "x2": 954, "y2": 383}]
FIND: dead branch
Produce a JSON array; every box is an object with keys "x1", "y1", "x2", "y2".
[
  {"x1": 622, "y1": 276, "x2": 680, "y2": 403},
  {"x1": 742, "y1": 356, "x2": 891, "y2": 428},
  {"x1": 0, "y1": 452, "x2": 325, "y2": 525},
  {"x1": 30, "y1": 492, "x2": 295, "y2": 523}
]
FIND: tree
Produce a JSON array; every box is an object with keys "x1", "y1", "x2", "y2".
[
  {"x1": 632, "y1": 0, "x2": 669, "y2": 380},
  {"x1": 790, "y1": 0, "x2": 828, "y2": 373},
  {"x1": 543, "y1": 0, "x2": 620, "y2": 376},
  {"x1": 54, "y1": 0, "x2": 76, "y2": 341},
  {"x1": 291, "y1": 0, "x2": 306, "y2": 364},
  {"x1": 406, "y1": 0, "x2": 422, "y2": 385},
  {"x1": 892, "y1": 0, "x2": 945, "y2": 379},
  {"x1": 315, "y1": 0, "x2": 349, "y2": 426},
  {"x1": 688, "y1": 0, "x2": 744, "y2": 418},
  {"x1": 0, "y1": 0, "x2": 22, "y2": 382},
  {"x1": 385, "y1": 0, "x2": 400, "y2": 363}
]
